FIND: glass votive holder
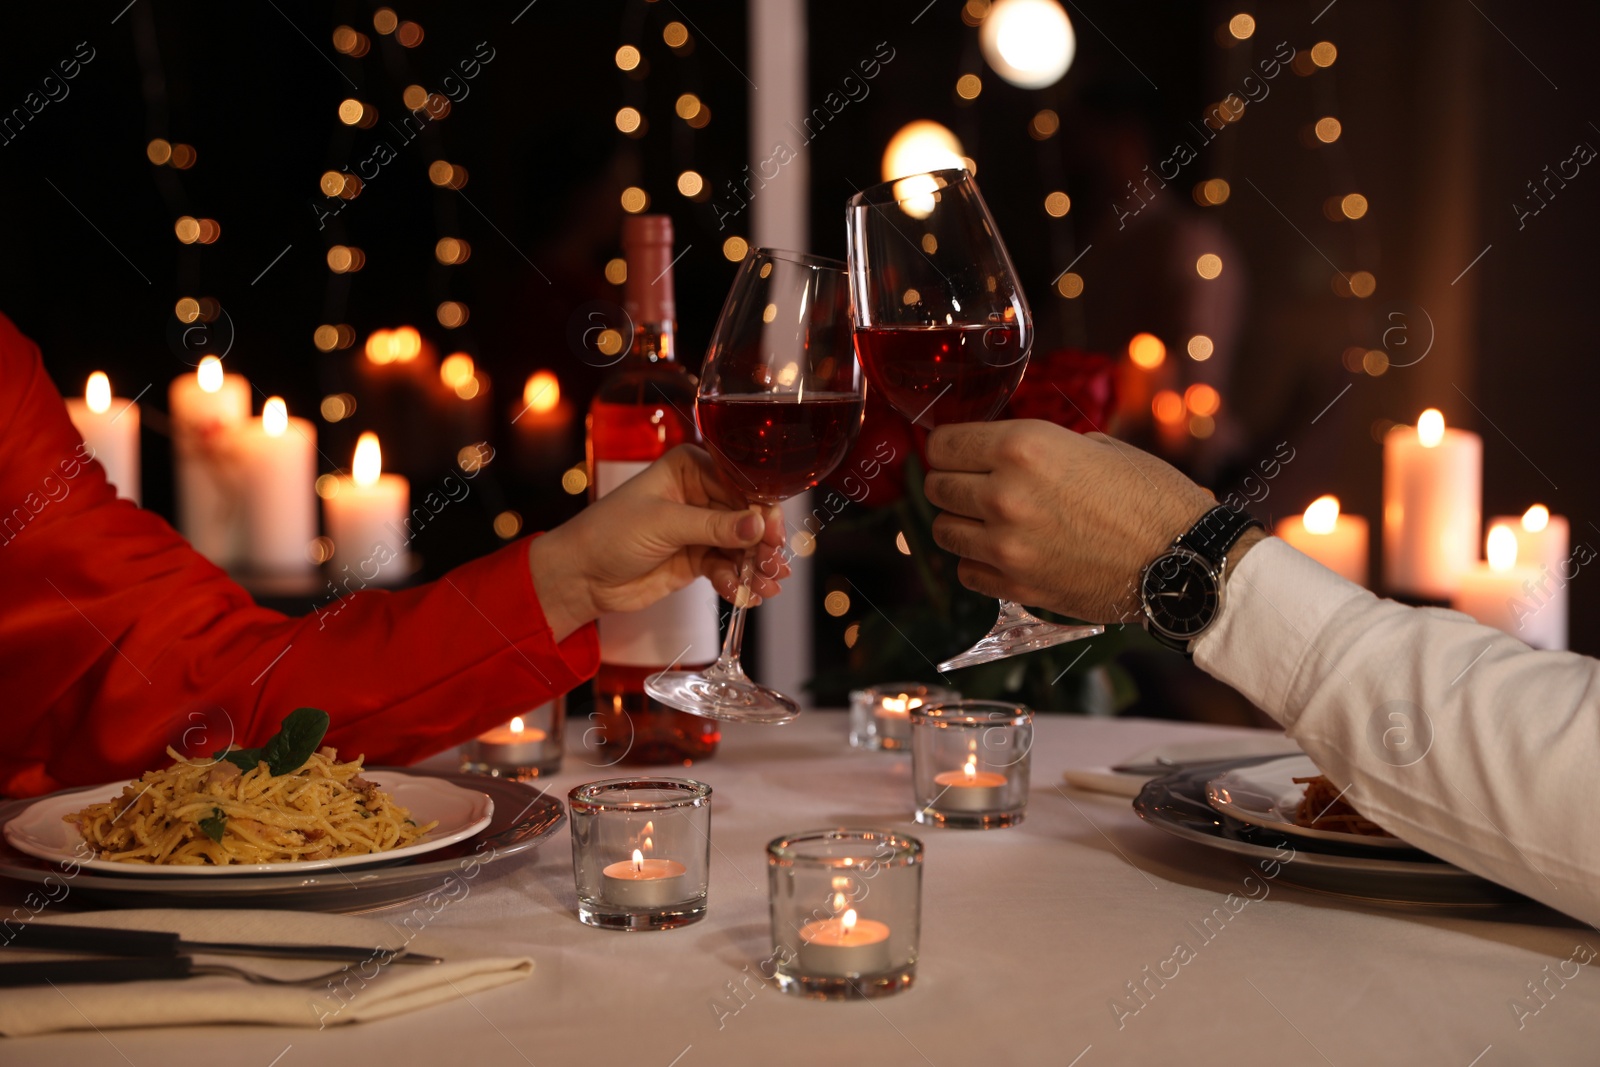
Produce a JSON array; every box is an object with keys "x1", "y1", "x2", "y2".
[
  {"x1": 849, "y1": 682, "x2": 961, "y2": 751},
  {"x1": 460, "y1": 695, "x2": 565, "y2": 779},
  {"x1": 910, "y1": 700, "x2": 1032, "y2": 829},
  {"x1": 568, "y1": 777, "x2": 711, "y2": 931},
  {"x1": 766, "y1": 828, "x2": 923, "y2": 1000}
]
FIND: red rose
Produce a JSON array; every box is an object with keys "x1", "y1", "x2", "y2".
[
  {"x1": 1005, "y1": 348, "x2": 1118, "y2": 434},
  {"x1": 824, "y1": 386, "x2": 915, "y2": 508}
]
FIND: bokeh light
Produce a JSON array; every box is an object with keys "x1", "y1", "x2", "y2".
[
  {"x1": 1044, "y1": 191, "x2": 1071, "y2": 217},
  {"x1": 1187, "y1": 335, "x2": 1214, "y2": 361},
  {"x1": 722, "y1": 236, "x2": 748, "y2": 262},
  {"x1": 1196, "y1": 253, "x2": 1224, "y2": 279},
  {"x1": 1128, "y1": 332, "x2": 1166, "y2": 369}
]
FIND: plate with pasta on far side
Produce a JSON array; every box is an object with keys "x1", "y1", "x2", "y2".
[
  {"x1": 1204, "y1": 754, "x2": 1416, "y2": 852},
  {"x1": 3, "y1": 708, "x2": 495, "y2": 877}
]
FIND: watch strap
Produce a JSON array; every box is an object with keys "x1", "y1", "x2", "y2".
[{"x1": 1175, "y1": 505, "x2": 1264, "y2": 567}]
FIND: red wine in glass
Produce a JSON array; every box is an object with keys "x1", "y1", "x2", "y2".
[
  {"x1": 646, "y1": 248, "x2": 864, "y2": 725},
  {"x1": 846, "y1": 167, "x2": 1103, "y2": 671},
  {"x1": 852, "y1": 323, "x2": 1026, "y2": 429},
  {"x1": 697, "y1": 394, "x2": 864, "y2": 503}
]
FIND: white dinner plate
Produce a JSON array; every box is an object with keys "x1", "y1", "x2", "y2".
[
  {"x1": 4, "y1": 770, "x2": 494, "y2": 877},
  {"x1": 1205, "y1": 755, "x2": 1412, "y2": 851}
]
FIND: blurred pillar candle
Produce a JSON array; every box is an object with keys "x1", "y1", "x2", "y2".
[
  {"x1": 1276, "y1": 495, "x2": 1369, "y2": 586},
  {"x1": 1383, "y1": 408, "x2": 1481, "y2": 599},
  {"x1": 169, "y1": 356, "x2": 250, "y2": 565},
  {"x1": 237, "y1": 397, "x2": 317, "y2": 573},
  {"x1": 512, "y1": 370, "x2": 574, "y2": 471},
  {"x1": 322, "y1": 431, "x2": 410, "y2": 585},
  {"x1": 1486, "y1": 505, "x2": 1569, "y2": 650},
  {"x1": 1453, "y1": 525, "x2": 1563, "y2": 649},
  {"x1": 64, "y1": 372, "x2": 140, "y2": 504}
]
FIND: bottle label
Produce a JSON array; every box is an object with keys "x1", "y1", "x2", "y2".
[{"x1": 594, "y1": 460, "x2": 723, "y2": 667}]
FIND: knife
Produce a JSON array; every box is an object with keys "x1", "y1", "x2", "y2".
[{"x1": 3, "y1": 923, "x2": 441, "y2": 965}]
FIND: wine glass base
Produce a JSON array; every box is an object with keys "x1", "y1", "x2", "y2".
[
  {"x1": 937, "y1": 619, "x2": 1104, "y2": 673},
  {"x1": 645, "y1": 669, "x2": 801, "y2": 726}
]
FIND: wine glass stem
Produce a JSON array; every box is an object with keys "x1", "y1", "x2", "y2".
[{"x1": 710, "y1": 545, "x2": 758, "y2": 679}]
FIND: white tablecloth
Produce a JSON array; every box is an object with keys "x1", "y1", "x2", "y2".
[{"x1": 5, "y1": 712, "x2": 1593, "y2": 1065}]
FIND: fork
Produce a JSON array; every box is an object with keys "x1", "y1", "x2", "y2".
[{"x1": 0, "y1": 956, "x2": 371, "y2": 988}]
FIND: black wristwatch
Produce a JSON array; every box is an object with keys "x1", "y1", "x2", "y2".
[{"x1": 1139, "y1": 505, "x2": 1265, "y2": 656}]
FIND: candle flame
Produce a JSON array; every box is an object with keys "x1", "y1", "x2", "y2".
[
  {"x1": 631, "y1": 848, "x2": 644, "y2": 872},
  {"x1": 352, "y1": 432, "x2": 382, "y2": 487},
  {"x1": 1416, "y1": 408, "x2": 1445, "y2": 448},
  {"x1": 643, "y1": 835, "x2": 654, "y2": 852},
  {"x1": 882, "y1": 696, "x2": 908, "y2": 714},
  {"x1": 831, "y1": 892, "x2": 848, "y2": 912},
  {"x1": 1487, "y1": 525, "x2": 1518, "y2": 572},
  {"x1": 841, "y1": 909, "x2": 858, "y2": 936},
  {"x1": 197, "y1": 355, "x2": 224, "y2": 394},
  {"x1": 1523, "y1": 505, "x2": 1550, "y2": 533},
  {"x1": 523, "y1": 371, "x2": 560, "y2": 415},
  {"x1": 963, "y1": 754, "x2": 978, "y2": 782},
  {"x1": 1303, "y1": 495, "x2": 1341, "y2": 535},
  {"x1": 263, "y1": 397, "x2": 288, "y2": 437},
  {"x1": 509, "y1": 716, "x2": 525, "y2": 735},
  {"x1": 85, "y1": 372, "x2": 112, "y2": 414}
]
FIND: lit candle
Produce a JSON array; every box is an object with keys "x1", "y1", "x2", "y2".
[
  {"x1": 1383, "y1": 408, "x2": 1482, "y2": 598},
  {"x1": 874, "y1": 694, "x2": 922, "y2": 745},
  {"x1": 235, "y1": 397, "x2": 317, "y2": 573},
  {"x1": 473, "y1": 715, "x2": 549, "y2": 760},
  {"x1": 1275, "y1": 495, "x2": 1369, "y2": 586},
  {"x1": 64, "y1": 372, "x2": 140, "y2": 504},
  {"x1": 796, "y1": 909, "x2": 892, "y2": 977},
  {"x1": 321, "y1": 432, "x2": 410, "y2": 585},
  {"x1": 1488, "y1": 505, "x2": 1569, "y2": 650},
  {"x1": 169, "y1": 356, "x2": 251, "y2": 565},
  {"x1": 512, "y1": 370, "x2": 573, "y2": 471},
  {"x1": 930, "y1": 754, "x2": 1009, "y2": 812},
  {"x1": 601, "y1": 847, "x2": 688, "y2": 907},
  {"x1": 1452, "y1": 525, "x2": 1563, "y2": 649}
]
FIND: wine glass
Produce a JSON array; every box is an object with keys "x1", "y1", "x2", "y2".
[
  {"x1": 846, "y1": 168, "x2": 1102, "y2": 672},
  {"x1": 646, "y1": 249, "x2": 865, "y2": 725}
]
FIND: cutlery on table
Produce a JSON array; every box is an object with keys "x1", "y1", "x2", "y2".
[{"x1": 4, "y1": 923, "x2": 440, "y2": 966}]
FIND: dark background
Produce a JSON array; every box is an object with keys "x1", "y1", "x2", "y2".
[{"x1": 2, "y1": 1, "x2": 1596, "y2": 713}]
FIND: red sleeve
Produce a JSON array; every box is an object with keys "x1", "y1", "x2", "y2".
[{"x1": 0, "y1": 314, "x2": 598, "y2": 798}]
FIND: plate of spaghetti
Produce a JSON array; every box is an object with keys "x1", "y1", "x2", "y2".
[
  {"x1": 1204, "y1": 755, "x2": 1412, "y2": 851},
  {"x1": 4, "y1": 710, "x2": 494, "y2": 876}
]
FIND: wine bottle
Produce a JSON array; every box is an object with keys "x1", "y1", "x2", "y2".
[{"x1": 585, "y1": 214, "x2": 722, "y2": 764}]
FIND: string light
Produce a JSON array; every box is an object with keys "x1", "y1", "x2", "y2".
[
  {"x1": 1152, "y1": 390, "x2": 1185, "y2": 424},
  {"x1": 395, "y1": 20, "x2": 424, "y2": 47},
  {"x1": 675, "y1": 93, "x2": 703, "y2": 121},
  {"x1": 1185, "y1": 383, "x2": 1221, "y2": 417},
  {"x1": 824, "y1": 591, "x2": 851, "y2": 617},
  {"x1": 428, "y1": 161, "x2": 468, "y2": 188},
  {"x1": 1195, "y1": 253, "x2": 1223, "y2": 279},
  {"x1": 956, "y1": 74, "x2": 983, "y2": 100},
  {"x1": 435, "y1": 237, "x2": 471, "y2": 264},
  {"x1": 1311, "y1": 41, "x2": 1337, "y2": 67},
  {"x1": 1056, "y1": 272, "x2": 1084, "y2": 298},
  {"x1": 332, "y1": 25, "x2": 370, "y2": 56},
  {"x1": 373, "y1": 8, "x2": 398, "y2": 34},
  {"x1": 494, "y1": 512, "x2": 523, "y2": 539},
  {"x1": 174, "y1": 297, "x2": 201, "y2": 323},
  {"x1": 562, "y1": 466, "x2": 589, "y2": 495},
  {"x1": 437, "y1": 301, "x2": 469, "y2": 328},
  {"x1": 604, "y1": 257, "x2": 628, "y2": 283},
  {"x1": 1187, "y1": 335, "x2": 1214, "y2": 361},
  {"x1": 1227, "y1": 13, "x2": 1255, "y2": 39},
  {"x1": 1044, "y1": 191, "x2": 1070, "y2": 217},
  {"x1": 1128, "y1": 333, "x2": 1166, "y2": 369},
  {"x1": 620, "y1": 186, "x2": 649, "y2": 213},
  {"x1": 615, "y1": 45, "x2": 641, "y2": 71},
  {"x1": 327, "y1": 245, "x2": 365, "y2": 273},
  {"x1": 1341, "y1": 193, "x2": 1368, "y2": 219},
  {"x1": 1194, "y1": 178, "x2": 1230, "y2": 206},
  {"x1": 677, "y1": 170, "x2": 705, "y2": 198},
  {"x1": 1028, "y1": 109, "x2": 1059, "y2": 139},
  {"x1": 146, "y1": 139, "x2": 172, "y2": 165},
  {"x1": 1315, "y1": 117, "x2": 1342, "y2": 143},
  {"x1": 663, "y1": 21, "x2": 690, "y2": 49},
  {"x1": 615, "y1": 107, "x2": 642, "y2": 134},
  {"x1": 721, "y1": 237, "x2": 748, "y2": 262}
]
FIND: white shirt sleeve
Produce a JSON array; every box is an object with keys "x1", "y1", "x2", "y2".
[{"x1": 1193, "y1": 536, "x2": 1600, "y2": 925}]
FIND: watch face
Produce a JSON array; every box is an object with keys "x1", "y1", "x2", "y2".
[{"x1": 1142, "y1": 552, "x2": 1222, "y2": 639}]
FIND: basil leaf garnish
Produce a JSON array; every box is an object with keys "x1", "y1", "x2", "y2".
[
  {"x1": 215, "y1": 707, "x2": 331, "y2": 776},
  {"x1": 199, "y1": 808, "x2": 227, "y2": 843}
]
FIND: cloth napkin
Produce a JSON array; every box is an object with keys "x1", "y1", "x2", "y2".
[
  {"x1": 0, "y1": 908, "x2": 533, "y2": 1036},
  {"x1": 1063, "y1": 734, "x2": 1305, "y2": 798}
]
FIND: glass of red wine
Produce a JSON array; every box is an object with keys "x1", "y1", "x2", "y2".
[
  {"x1": 846, "y1": 168, "x2": 1102, "y2": 672},
  {"x1": 646, "y1": 249, "x2": 864, "y2": 725}
]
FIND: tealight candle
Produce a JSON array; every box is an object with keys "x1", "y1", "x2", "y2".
[
  {"x1": 930, "y1": 754, "x2": 1009, "y2": 812},
  {"x1": 513, "y1": 370, "x2": 574, "y2": 471},
  {"x1": 850, "y1": 683, "x2": 960, "y2": 750},
  {"x1": 475, "y1": 715, "x2": 548, "y2": 757},
  {"x1": 1453, "y1": 525, "x2": 1563, "y2": 649},
  {"x1": 1383, "y1": 408, "x2": 1481, "y2": 599},
  {"x1": 236, "y1": 398, "x2": 317, "y2": 573},
  {"x1": 796, "y1": 908, "x2": 892, "y2": 978},
  {"x1": 1276, "y1": 495, "x2": 1369, "y2": 586},
  {"x1": 321, "y1": 432, "x2": 410, "y2": 584},
  {"x1": 169, "y1": 356, "x2": 251, "y2": 565},
  {"x1": 601, "y1": 849, "x2": 689, "y2": 908}
]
